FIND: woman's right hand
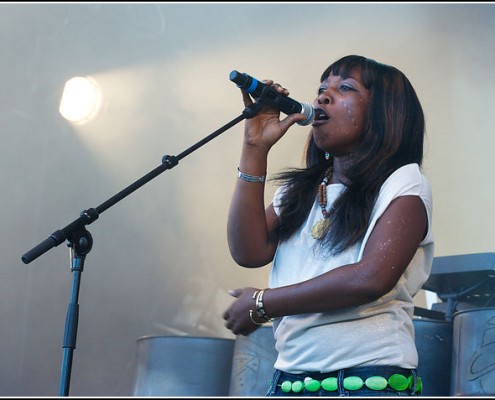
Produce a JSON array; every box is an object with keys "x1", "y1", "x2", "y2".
[{"x1": 240, "y1": 80, "x2": 308, "y2": 151}]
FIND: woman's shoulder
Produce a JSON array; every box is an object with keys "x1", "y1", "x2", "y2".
[
  {"x1": 381, "y1": 163, "x2": 432, "y2": 199},
  {"x1": 388, "y1": 163, "x2": 422, "y2": 180}
]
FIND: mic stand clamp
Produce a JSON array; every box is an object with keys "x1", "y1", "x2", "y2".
[{"x1": 242, "y1": 102, "x2": 263, "y2": 119}]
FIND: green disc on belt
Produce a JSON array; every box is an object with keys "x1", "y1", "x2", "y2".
[
  {"x1": 321, "y1": 377, "x2": 338, "y2": 391},
  {"x1": 305, "y1": 378, "x2": 321, "y2": 392},
  {"x1": 415, "y1": 377, "x2": 423, "y2": 394},
  {"x1": 365, "y1": 376, "x2": 388, "y2": 390},
  {"x1": 407, "y1": 375, "x2": 414, "y2": 389},
  {"x1": 343, "y1": 376, "x2": 364, "y2": 390},
  {"x1": 388, "y1": 374, "x2": 409, "y2": 391},
  {"x1": 292, "y1": 380, "x2": 304, "y2": 393},
  {"x1": 280, "y1": 381, "x2": 292, "y2": 393}
]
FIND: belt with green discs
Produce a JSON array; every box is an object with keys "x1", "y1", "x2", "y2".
[{"x1": 279, "y1": 373, "x2": 422, "y2": 394}]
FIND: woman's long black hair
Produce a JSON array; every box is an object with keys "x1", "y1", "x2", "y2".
[{"x1": 272, "y1": 55, "x2": 425, "y2": 255}]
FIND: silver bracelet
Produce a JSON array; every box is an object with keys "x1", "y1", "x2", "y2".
[
  {"x1": 255, "y1": 289, "x2": 272, "y2": 322},
  {"x1": 237, "y1": 167, "x2": 266, "y2": 183}
]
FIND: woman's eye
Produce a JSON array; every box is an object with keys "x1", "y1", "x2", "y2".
[
  {"x1": 339, "y1": 84, "x2": 353, "y2": 91},
  {"x1": 317, "y1": 84, "x2": 354, "y2": 95}
]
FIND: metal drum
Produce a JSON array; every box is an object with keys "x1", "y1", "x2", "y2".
[
  {"x1": 229, "y1": 325, "x2": 277, "y2": 396},
  {"x1": 413, "y1": 318, "x2": 453, "y2": 396},
  {"x1": 132, "y1": 335, "x2": 235, "y2": 396},
  {"x1": 451, "y1": 307, "x2": 495, "y2": 396}
]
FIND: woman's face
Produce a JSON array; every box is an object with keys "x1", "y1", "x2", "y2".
[{"x1": 311, "y1": 69, "x2": 370, "y2": 156}]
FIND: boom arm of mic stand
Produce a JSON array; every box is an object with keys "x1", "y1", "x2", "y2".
[{"x1": 21, "y1": 104, "x2": 259, "y2": 264}]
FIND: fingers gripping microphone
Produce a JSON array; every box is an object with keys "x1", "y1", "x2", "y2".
[{"x1": 229, "y1": 70, "x2": 315, "y2": 126}]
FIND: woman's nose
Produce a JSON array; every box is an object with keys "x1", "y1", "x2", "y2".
[{"x1": 316, "y1": 90, "x2": 332, "y2": 105}]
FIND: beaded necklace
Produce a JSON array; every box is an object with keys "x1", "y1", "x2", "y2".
[{"x1": 311, "y1": 167, "x2": 333, "y2": 240}]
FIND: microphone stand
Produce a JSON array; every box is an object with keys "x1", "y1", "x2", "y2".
[{"x1": 21, "y1": 102, "x2": 262, "y2": 396}]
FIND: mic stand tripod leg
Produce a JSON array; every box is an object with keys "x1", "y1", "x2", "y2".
[{"x1": 59, "y1": 227, "x2": 93, "y2": 396}]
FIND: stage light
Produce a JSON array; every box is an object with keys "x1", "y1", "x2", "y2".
[{"x1": 59, "y1": 76, "x2": 102, "y2": 124}]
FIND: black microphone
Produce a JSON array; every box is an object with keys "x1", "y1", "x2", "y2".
[{"x1": 229, "y1": 70, "x2": 315, "y2": 126}]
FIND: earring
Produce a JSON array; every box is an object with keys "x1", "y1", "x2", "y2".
[{"x1": 325, "y1": 152, "x2": 330, "y2": 160}]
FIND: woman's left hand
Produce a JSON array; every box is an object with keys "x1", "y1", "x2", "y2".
[{"x1": 223, "y1": 287, "x2": 264, "y2": 336}]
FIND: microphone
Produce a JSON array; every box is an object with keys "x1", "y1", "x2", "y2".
[{"x1": 229, "y1": 70, "x2": 315, "y2": 126}]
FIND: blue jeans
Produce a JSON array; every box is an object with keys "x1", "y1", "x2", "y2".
[{"x1": 266, "y1": 366, "x2": 421, "y2": 396}]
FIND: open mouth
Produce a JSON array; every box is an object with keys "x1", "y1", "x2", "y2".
[{"x1": 314, "y1": 108, "x2": 329, "y2": 121}]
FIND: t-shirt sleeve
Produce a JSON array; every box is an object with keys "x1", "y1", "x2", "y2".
[
  {"x1": 366, "y1": 163, "x2": 434, "y2": 246},
  {"x1": 272, "y1": 185, "x2": 287, "y2": 217}
]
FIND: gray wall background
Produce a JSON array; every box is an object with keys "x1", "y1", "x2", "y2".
[{"x1": 1, "y1": 2, "x2": 494, "y2": 396}]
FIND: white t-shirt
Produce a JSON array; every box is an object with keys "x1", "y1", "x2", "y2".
[{"x1": 269, "y1": 163, "x2": 434, "y2": 373}]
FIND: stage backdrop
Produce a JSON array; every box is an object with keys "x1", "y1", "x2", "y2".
[{"x1": 1, "y1": 2, "x2": 493, "y2": 396}]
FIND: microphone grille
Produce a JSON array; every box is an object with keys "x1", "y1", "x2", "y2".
[{"x1": 297, "y1": 102, "x2": 315, "y2": 126}]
